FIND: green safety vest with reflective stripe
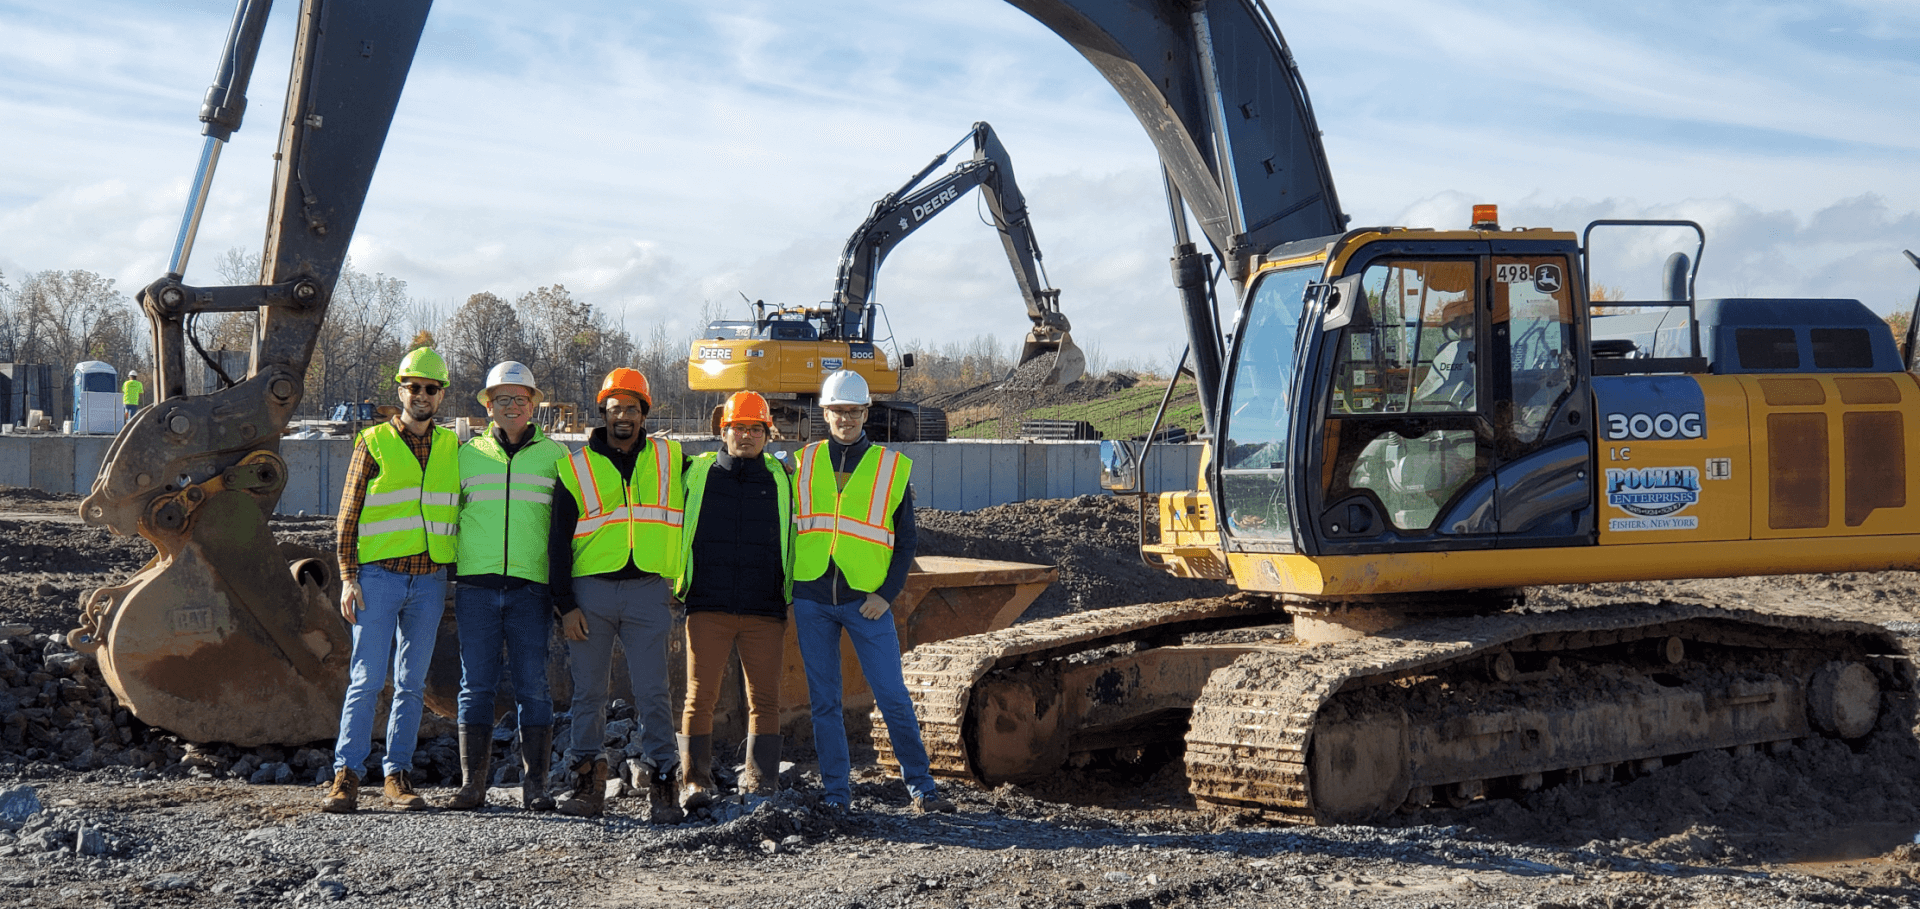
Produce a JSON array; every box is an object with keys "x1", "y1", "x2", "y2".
[
  {"x1": 121, "y1": 379, "x2": 143, "y2": 406},
  {"x1": 792, "y1": 442, "x2": 911, "y2": 592},
  {"x1": 556, "y1": 437, "x2": 685, "y2": 578},
  {"x1": 675, "y1": 451, "x2": 794, "y2": 601},
  {"x1": 355, "y1": 421, "x2": 460, "y2": 563},
  {"x1": 456, "y1": 424, "x2": 569, "y2": 583}
]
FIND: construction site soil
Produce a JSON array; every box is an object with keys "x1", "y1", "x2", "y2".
[{"x1": 4, "y1": 485, "x2": 1920, "y2": 907}]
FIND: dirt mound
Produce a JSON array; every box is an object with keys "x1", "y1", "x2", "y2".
[
  {"x1": 915, "y1": 493, "x2": 1229, "y2": 623},
  {"x1": 919, "y1": 371, "x2": 1139, "y2": 413}
]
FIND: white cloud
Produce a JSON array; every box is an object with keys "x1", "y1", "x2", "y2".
[{"x1": 2, "y1": 0, "x2": 1915, "y2": 373}]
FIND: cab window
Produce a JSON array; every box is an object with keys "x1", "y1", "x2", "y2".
[
  {"x1": 1328, "y1": 260, "x2": 1477, "y2": 415},
  {"x1": 1218, "y1": 264, "x2": 1317, "y2": 543}
]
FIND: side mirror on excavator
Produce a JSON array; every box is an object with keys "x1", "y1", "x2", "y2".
[
  {"x1": 1318, "y1": 275, "x2": 1365, "y2": 331},
  {"x1": 1100, "y1": 440, "x2": 1142, "y2": 492},
  {"x1": 902, "y1": 352, "x2": 915, "y2": 369}
]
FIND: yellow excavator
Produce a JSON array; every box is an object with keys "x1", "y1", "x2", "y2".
[
  {"x1": 687, "y1": 121, "x2": 1084, "y2": 442},
  {"x1": 880, "y1": 0, "x2": 1920, "y2": 824}
]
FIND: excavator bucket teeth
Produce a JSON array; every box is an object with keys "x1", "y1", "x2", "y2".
[{"x1": 76, "y1": 490, "x2": 349, "y2": 746}]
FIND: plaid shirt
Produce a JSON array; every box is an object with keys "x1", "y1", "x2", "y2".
[{"x1": 336, "y1": 416, "x2": 447, "y2": 581}]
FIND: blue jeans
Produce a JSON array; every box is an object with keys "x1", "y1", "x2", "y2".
[
  {"x1": 793, "y1": 595, "x2": 938, "y2": 804},
  {"x1": 564, "y1": 575, "x2": 677, "y2": 768},
  {"x1": 454, "y1": 583, "x2": 555, "y2": 728},
  {"x1": 332, "y1": 564, "x2": 447, "y2": 778}
]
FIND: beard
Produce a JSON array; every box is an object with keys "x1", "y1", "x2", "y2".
[{"x1": 609, "y1": 421, "x2": 637, "y2": 439}]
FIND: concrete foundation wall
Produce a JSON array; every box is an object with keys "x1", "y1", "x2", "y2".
[{"x1": 0, "y1": 434, "x2": 1204, "y2": 516}]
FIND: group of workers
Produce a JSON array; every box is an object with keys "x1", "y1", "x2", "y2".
[{"x1": 322, "y1": 347, "x2": 955, "y2": 819}]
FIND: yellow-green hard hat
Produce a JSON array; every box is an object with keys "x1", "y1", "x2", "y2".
[{"x1": 395, "y1": 348, "x2": 450, "y2": 384}]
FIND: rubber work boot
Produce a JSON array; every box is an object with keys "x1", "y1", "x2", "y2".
[
  {"x1": 677, "y1": 733, "x2": 715, "y2": 812},
  {"x1": 521, "y1": 725, "x2": 555, "y2": 811},
  {"x1": 647, "y1": 761, "x2": 685, "y2": 825},
  {"x1": 444, "y1": 723, "x2": 493, "y2": 811},
  {"x1": 738, "y1": 734, "x2": 782, "y2": 796},
  {"x1": 383, "y1": 771, "x2": 428, "y2": 811},
  {"x1": 555, "y1": 757, "x2": 608, "y2": 818},
  {"x1": 321, "y1": 769, "x2": 359, "y2": 814}
]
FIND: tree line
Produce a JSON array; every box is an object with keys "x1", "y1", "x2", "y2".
[{"x1": 0, "y1": 252, "x2": 1115, "y2": 427}]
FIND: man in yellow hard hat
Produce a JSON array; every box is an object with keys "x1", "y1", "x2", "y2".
[
  {"x1": 791, "y1": 370, "x2": 954, "y2": 814},
  {"x1": 549, "y1": 367, "x2": 687, "y2": 821},
  {"x1": 448, "y1": 361, "x2": 571, "y2": 812},
  {"x1": 323, "y1": 347, "x2": 458, "y2": 814},
  {"x1": 673, "y1": 391, "x2": 795, "y2": 809}
]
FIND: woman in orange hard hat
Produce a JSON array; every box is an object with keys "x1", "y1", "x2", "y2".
[{"x1": 672, "y1": 391, "x2": 796, "y2": 809}]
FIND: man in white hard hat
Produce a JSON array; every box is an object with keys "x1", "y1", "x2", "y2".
[
  {"x1": 323, "y1": 347, "x2": 457, "y2": 814},
  {"x1": 121, "y1": 370, "x2": 144, "y2": 420},
  {"x1": 790, "y1": 370, "x2": 954, "y2": 814},
  {"x1": 447, "y1": 361, "x2": 571, "y2": 812}
]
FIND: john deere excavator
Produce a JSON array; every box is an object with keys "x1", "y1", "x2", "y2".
[
  {"x1": 880, "y1": 0, "x2": 1920, "y2": 823},
  {"x1": 687, "y1": 121, "x2": 1084, "y2": 442},
  {"x1": 68, "y1": 0, "x2": 1920, "y2": 824}
]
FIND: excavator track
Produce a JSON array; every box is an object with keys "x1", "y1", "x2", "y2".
[
  {"x1": 1186, "y1": 600, "x2": 1910, "y2": 824},
  {"x1": 875, "y1": 596, "x2": 1280, "y2": 777},
  {"x1": 882, "y1": 597, "x2": 1910, "y2": 825}
]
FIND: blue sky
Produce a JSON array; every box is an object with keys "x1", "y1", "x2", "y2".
[{"x1": 2, "y1": 0, "x2": 1916, "y2": 373}]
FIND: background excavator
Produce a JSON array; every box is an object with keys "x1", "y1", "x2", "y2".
[
  {"x1": 65, "y1": 0, "x2": 1920, "y2": 827},
  {"x1": 687, "y1": 121, "x2": 1084, "y2": 442}
]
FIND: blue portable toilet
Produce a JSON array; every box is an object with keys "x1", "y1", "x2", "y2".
[{"x1": 72, "y1": 361, "x2": 121, "y2": 433}]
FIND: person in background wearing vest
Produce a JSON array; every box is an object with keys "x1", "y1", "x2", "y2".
[
  {"x1": 791, "y1": 370, "x2": 955, "y2": 815},
  {"x1": 447, "y1": 361, "x2": 571, "y2": 812},
  {"x1": 674, "y1": 391, "x2": 794, "y2": 812},
  {"x1": 121, "y1": 370, "x2": 143, "y2": 420},
  {"x1": 548, "y1": 368, "x2": 687, "y2": 822},
  {"x1": 323, "y1": 348, "x2": 459, "y2": 813}
]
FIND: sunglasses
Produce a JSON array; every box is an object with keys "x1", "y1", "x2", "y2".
[{"x1": 401, "y1": 383, "x2": 443, "y2": 396}]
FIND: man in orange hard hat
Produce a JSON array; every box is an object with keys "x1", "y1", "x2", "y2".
[
  {"x1": 673, "y1": 391, "x2": 795, "y2": 809},
  {"x1": 549, "y1": 367, "x2": 687, "y2": 822}
]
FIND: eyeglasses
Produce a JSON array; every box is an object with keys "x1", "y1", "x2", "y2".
[
  {"x1": 491, "y1": 395, "x2": 532, "y2": 407},
  {"x1": 822, "y1": 407, "x2": 867, "y2": 419},
  {"x1": 401, "y1": 383, "x2": 443, "y2": 396},
  {"x1": 725, "y1": 423, "x2": 768, "y2": 436}
]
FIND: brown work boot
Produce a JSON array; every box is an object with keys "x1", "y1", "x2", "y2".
[
  {"x1": 384, "y1": 771, "x2": 428, "y2": 811},
  {"x1": 555, "y1": 757, "x2": 607, "y2": 818},
  {"x1": 445, "y1": 723, "x2": 493, "y2": 811},
  {"x1": 647, "y1": 761, "x2": 684, "y2": 825},
  {"x1": 912, "y1": 794, "x2": 956, "y2": 815},
  {"x1": 677, "y1": 734, "x2": 714, "y2": 812},
  {"x1": 321, "y1": 769, "x2": 359, "y2": 814}
]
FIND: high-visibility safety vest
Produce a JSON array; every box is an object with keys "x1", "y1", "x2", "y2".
[
  {"x1": 355, "y1": 421, "x2": 460, "y2": 564},
  {"x1": 121, "y1": 379, "x2": 143, "y2": 406},
  {"x1": 556, "y1": 437, "x2": 686, "y2": 578},
  {"x1": 793, "y1": 442, "x2": 912, "y2": 593},
  {"x1": 456, "y1": 424, "x2": 569, "y2": 583},
  {"x1": 676, "y1": 452, "x2": 794, "y2": 600}
]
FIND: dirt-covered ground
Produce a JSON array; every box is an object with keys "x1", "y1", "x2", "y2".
[{"x1": 4, "y1": 487, "x2": 1920, "y2": 908}]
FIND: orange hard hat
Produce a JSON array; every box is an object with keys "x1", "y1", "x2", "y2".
[
  {"x1": 598, "y1": 367, "x2": 652, "y2": 410},
  {"x1": 721, "y1": 391, "x2": 773, "y2": 428}
]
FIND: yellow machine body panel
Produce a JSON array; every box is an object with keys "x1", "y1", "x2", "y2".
[{"x1": 686, "y1": 338, "x2": 900, "y2": 397}]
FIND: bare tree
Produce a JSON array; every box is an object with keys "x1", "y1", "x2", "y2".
[
  {"x1": 439, "y1": 292, "x2": 529, "y2": 405},
  {"x1": 308, "y1": 261, "x2": 410, "y2": 416},
  {"x1": 0, "y1": 268, "x2": 16, "y2": 362}
]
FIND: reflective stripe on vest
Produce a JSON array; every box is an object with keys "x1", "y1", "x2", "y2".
[
  {"x1": 792, "y1": 442, "x2": 911, "y2": 592},
  {"x1": 355, "y1": 422, "x2": 460, "y2": 563},
  {"x1": 676, "y1": 452, "x2": 794, "y2": 601},
  {"x1": 556, "y1": 437, "x2": 685, "y2": 577},
  {"x1": 455, "y1": 425, "x2": 569, "y2": 583}
]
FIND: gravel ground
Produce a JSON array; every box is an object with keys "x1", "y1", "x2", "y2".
[{"x1": 3, "y1": 487, "x2": 1920, "y2": 907}]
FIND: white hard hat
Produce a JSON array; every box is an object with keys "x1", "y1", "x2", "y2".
[
  {"x1": 819, "y1": 369, "x2": 871, "y2": 407},
  {"x1": 478, "y1": 361, "x2": 543, "y2": 407}
]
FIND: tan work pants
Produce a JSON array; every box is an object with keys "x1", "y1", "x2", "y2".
[{"x1": 681, "y1": 611, "x2": 786, "y2": 735}]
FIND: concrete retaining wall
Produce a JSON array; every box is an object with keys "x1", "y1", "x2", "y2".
[{"x1": 0, "y1": 434, "x2": 1204, "y2": 515}]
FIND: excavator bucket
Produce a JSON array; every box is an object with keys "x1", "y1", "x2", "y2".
[
  {"x1": 69, "y1": 488, "x2": 351, "y2": 747},
  {"x1": 1013, "y1": 329, "x2": 1088, "y2": 387}
]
